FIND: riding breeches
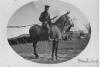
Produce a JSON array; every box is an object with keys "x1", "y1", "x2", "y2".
[{"x1": 46, "y1": 23, "x2": 51, "y2": 34}]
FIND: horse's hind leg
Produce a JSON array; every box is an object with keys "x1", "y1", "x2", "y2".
[{"x1": 33, "y1": 40, "x2": 39, "y2": 59}]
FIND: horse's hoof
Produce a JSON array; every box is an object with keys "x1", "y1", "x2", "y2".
[
  {"x1": 35, "y1": 55, "x2": 39, "y2": 59},
  {"x1": 51, "y1": 58, "x2": 54, "y2": 61},
  {"x1": 35, "y1": 57, "x2": 39, "y2": 59}
]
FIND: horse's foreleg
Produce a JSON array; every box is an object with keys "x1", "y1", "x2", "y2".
[
  {"x1": 33, "y1": 40, "x2": 39, "y2": 58},
  {"x1": 55, "y1": 40, "x2": 59, "y2": 60},
  {"x1": 51, "y1": 44, "x2": 55, "y2": 59},
  {"x1": 51, "y1": 40, "x2": 56, "y2": 60}
]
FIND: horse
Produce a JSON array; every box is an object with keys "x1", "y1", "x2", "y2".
[
  {"x1": 29, "y1": 12, "x2": 74, "y2": 60},
  {"x1": 29, "y1": 17, "x2": 62, "y2": 60}
]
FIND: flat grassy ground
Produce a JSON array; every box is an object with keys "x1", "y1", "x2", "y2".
[{"x1": 11, "y1": 35, "x2": 90, "y2": 64}]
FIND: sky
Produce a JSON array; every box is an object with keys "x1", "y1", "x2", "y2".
[{"x1": 7, "y1": 0, "x2": 89, "y2": 38}]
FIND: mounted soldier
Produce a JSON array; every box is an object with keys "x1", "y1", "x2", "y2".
[
  {"x1": 39, "y1": 5, "x2": 57, "y2": 40},
  {"x1": 29, "y1": 9, "x2": 73, "y2": 59}
]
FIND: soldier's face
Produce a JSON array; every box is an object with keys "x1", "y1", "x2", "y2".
[{"x1": 45, "y1": 7, "x2": 49, "y2": 11}]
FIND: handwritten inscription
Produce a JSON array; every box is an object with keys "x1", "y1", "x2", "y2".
[
  {"x1": 14, "y1": 0, "x2": 17, "y2": 1},
  {"x1": 78, "y1": 58, "x2": 98, "y2": 63}
]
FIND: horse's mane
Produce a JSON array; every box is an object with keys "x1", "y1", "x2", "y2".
[{"x1": 55, "y1": 12, "x2": 71, "y2": 31}]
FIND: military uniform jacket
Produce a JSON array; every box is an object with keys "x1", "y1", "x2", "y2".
[{"x1": 39, "y1": 11, "x2": 51, "y2": 24}]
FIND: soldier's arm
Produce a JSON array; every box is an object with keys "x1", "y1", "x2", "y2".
[{"x1": 39, "y1": 12, "x2": 44, "y2": 22}]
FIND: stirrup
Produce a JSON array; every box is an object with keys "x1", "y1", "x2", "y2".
[{"x1": 49, "y1": 37, "x2": 53, "y2": 41}]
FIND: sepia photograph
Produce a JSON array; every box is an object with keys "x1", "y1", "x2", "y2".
[{"x1": 7, "y1": 0, "x2": 91, "y2": 64}]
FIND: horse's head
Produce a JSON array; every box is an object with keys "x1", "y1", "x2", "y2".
[
  {"x1": 64, "y1": 11, "x2": 70, "y2": 17},
  {"x1": 71, "y1": 23, "x2": 74, "y2": 27}
]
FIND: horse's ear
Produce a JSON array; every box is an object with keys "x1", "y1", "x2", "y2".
[{"x1": 67, "y1": 11, "x2": 70, "y2": 14}]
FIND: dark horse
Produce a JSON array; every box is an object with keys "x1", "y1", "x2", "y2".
[
  {"x1": 29, "y1": 20, "x2": 62, "y2": 60},
  {"x1": 29, "y1": 12, "x2": 73, "y2": 60}
]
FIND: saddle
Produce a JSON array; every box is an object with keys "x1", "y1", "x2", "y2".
[
  {"x1": 41, "y1": 16, "x2": 58, "y2": 34},
  {"x1": 41, "y1": 16, "x2": 58, "y2": 40}
]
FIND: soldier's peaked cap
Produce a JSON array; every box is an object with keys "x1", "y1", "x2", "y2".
[{"x1": 45, "y1": 5, "x2": 50, "y2": 8}]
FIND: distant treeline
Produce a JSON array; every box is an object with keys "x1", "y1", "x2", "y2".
[
  {"x1": 8, "y1": 34, "x2": 32, "y2": 45},
  {"x1": 8, "y1": 32, "x2": 88, "y2": 45}
]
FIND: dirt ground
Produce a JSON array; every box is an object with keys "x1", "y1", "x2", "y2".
[{"x1": 11, "y1": 35, "x2": 90, "y2": 64}]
